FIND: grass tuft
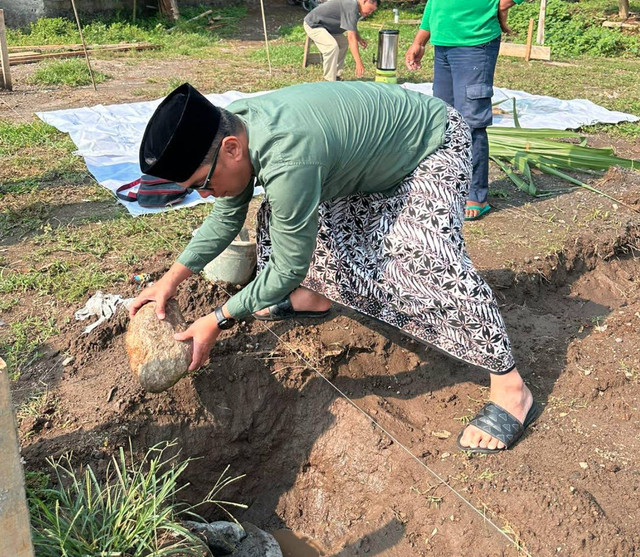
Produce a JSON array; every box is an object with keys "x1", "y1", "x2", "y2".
[
  {"x1": 28, "y1": 440, "x2": 247, "y2": 557},
  {"x1": 29, "y1": 59, "x2": 109, "y2": 87}
]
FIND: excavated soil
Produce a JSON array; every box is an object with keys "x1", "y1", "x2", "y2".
[{"x1": 11, "y1": 168, "x2": 640, "y2": 556}]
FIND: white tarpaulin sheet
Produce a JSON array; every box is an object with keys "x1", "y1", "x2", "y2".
[{"x1": 37, "y1": 84, "x2": 638, "y2": 216}]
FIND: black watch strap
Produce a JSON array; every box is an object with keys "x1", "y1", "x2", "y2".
[{"x1": 214, "y1": 306, "x2": 235, "y2": 330}]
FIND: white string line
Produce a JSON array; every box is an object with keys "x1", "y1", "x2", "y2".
[
  {"x1": 140, "y1": 222, "x2": 532, "y2": 557},
  {"x1": 255, "y1": 322, "x2": 531, "y2": 557}
]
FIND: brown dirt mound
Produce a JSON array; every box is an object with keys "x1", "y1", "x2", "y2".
[{"x1": 15, "y1": 216, "x2": 640, "y2": 555}]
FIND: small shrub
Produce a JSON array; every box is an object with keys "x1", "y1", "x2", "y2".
[
  {"x1": 29, "y1": 59, "x2": 109, "y2": 87},
  {"x1": 506, "y1": 0, "x2": 640, "y2": 58},
  {"x1": 7, "y1": 17, "x2": 79, "y2": 45},
  {"x1": 27, "y1": 441, "x2": 247, "y2": 557}
]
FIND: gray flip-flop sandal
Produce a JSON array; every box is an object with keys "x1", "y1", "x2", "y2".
[{"x1": 456, "y1": 400, "x2": 540, "y2": 454}]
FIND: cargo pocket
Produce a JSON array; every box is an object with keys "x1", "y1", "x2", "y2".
[{"x1": 464, "y1": 83, "x2": 494, "y2": 129}]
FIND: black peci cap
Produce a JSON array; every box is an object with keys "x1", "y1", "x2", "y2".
[{"x1": 139, "y1": 83, "x2": 221, "y2": 183}]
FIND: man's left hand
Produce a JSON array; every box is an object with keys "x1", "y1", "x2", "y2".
[
  {"x1": 358, "y1": 37, "x2": 368, "y2": 49},
  {"x1": 174, "y1": 313, "x2": 221, "y2": 371}
]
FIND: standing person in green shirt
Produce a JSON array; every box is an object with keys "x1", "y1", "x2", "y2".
[
  {"x1": 405, "y1": 0, "x2": 523, "y2": 221},
  {"x1": 130, "y1": 82, "x2": 538, "y2": 454}
]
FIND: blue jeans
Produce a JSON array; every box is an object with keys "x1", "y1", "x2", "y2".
[{"x1": 433, "y1": 37, "x2": 500, "y2": 204}]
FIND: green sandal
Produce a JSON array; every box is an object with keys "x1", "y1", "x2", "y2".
[{"x1": 464, "y1": 204, "x2": 492, "y2": 221}]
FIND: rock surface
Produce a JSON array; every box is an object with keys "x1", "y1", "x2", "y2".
[
  {"x1": 235, "y1": 522, "x2": 283, "y2": 557},
  {"x1": 183, "y1": 520, "x2": 246, "y2": 555},
  {"x1": 125, "y1": 300, "x2": 192, "y2": 393}
]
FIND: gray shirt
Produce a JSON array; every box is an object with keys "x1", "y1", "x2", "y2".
[{"x1": 304, "y1": 0, "x2": 360, "y2": 35}]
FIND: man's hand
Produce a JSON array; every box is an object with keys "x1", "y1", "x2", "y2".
[
  {"x1": 405, "y1": 29, "x2": 430, "y2": 71},
  {"x1": 129, "y1": 262, "x2": 192, "y2": 320},
  {"x1": 405, "y1": 43, "x2": 425, "y2": 70},
  {"x1": 355, "y1": 61, "x2": 365, "y2": 78},
  {"x1": 174, "y1": 313, "x2": 221, "y2": 371},
  {"x1": 129, "y1": 279, "x2": 177, "y2": 320},
  {"x1": 358, "y1": 37, "x2": 368, "y2": 49}
]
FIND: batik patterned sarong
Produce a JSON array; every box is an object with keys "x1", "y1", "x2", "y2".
[{"x1": 256, "y1": 107, "x2": 515, "y2": 374}]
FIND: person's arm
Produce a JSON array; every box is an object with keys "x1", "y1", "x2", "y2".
[
  {"x1": 405, "y1": 29, "x2": 431, "y2": 71},
  {"x1": 225, "y1": 164, "x2": 323, "y2": 320},
  {"x1": 356, "y1": 31, "x2": 368, "y2": 49},
  {"x1": 498, "y1": 0, "x2": 518, "y2": 34},
  {"x1": 176, "y1": 181, "x2": 253, "y2": 273},
  {"x1": 347, "y1": 30, "x2": 365, "y2": 78},
  {"x1": 405, "y1": 1, "x2": 432, "y2": 71}
]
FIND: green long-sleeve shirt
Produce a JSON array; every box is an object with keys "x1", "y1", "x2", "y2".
[
  {"x1": 420, "y1": 0, "x2": 524, "y2": 47},
  {"x1": 177, "y1": 82, "x2": 447, "y2": 319}
]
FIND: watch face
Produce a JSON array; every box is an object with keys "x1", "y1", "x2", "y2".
[
  {"x1": 215, "y1": 307, "x2": 235, "y2": 330},
  {"x1": 219, "y1": 318, "x2": 234, "y2": 330}
]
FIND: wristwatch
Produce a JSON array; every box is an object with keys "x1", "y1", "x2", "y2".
[{"x1": 214, "y1": 306, "x2": 236, "y2": 330}]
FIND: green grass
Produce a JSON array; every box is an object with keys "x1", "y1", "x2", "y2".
[
  {"x1": 0, "y1": 120, "x2": 73, "y2": 156},
  {"x1": 0, "y1": 315, "x2": 58, "y2": 379},
  {"x1": 29, "y1": 59, "x2": 109, "y2": 87},
  {"x1": 27, "y1": 441, "x2": 247, "y2": 557},
  {"x1": 0, "y1": 261, "x2": 126, "y2": 303},
  {"x1": 6, "y1": 6, "x2": 247, "y2": 59}
]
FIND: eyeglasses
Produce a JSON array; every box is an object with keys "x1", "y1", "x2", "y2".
[{"x1": 191, "y1": 140, "x2": 223, "y2": 191}]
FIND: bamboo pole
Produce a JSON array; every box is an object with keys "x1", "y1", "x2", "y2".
[
  {"x1": 524, "y1": 18, "x2": 534, "y2": 62},
  {"x1": 259, "y1": 0, "x2": 272, "y2": 75},
  {"x1": 69, "y1": 0, "x2": 97, "y2": 91},
  {"x1": 0, "y1": 10, "x2": 12, "y2": 91},
  {"x1": 536, "y1": 0, "x2": 546, "y2": 45}
]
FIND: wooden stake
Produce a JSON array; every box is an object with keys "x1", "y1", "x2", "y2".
[
  {"x1": 619, "y1": 0, "x2": 630, "y2": 19},
  {"x1": 303, "y1": 34, "x2": 310, "y2": 68},
  {"x1": 0, "y1": 358, "x2": 36, "y2": 557},
  {"x1": 69, "y1": 0, "x2": 97, "y2": 91},
  {"x1": 0, "y1": 10, "x2": 12, "y2": 91},
  {"x1": 133, "y1": 0, "x2": 137, "y2": 23},
  {"x1": 537, "y1": 0, "x2": 546, "y2": 45},
  {"x1": 525, "y1": 18, "x2": 534, "y2": 62},
  {"x1": 259, "y1": 0, "x2": 272, "y2": 75}
]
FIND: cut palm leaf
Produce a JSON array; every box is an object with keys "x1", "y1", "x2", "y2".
[{"x1": 488, "y1": 123, "x2": 639, "y2": 210}]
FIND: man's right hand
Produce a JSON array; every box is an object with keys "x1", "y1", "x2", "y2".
[
  {"x1": 405, "y1": 29, "x2": 430, "y2": 71},
  {"x1": 355, "y1": 61, "x2": 365, "y2": 78},
  {"x1": 405, "y1": 43, "x2": 425, "y2": 71}
]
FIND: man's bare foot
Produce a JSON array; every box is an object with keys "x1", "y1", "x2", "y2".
[
  {"x1": 465, "y1": 200, "x2": 490, "y2": 220},
  {"x1": 458, "y1": 368, "x2": 533, "y2": 451},
  {"x1": 254, "y1": 287, "x2": 331, "y2": 317}
]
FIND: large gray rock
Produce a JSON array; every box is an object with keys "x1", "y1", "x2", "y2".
[
  {"x1": 183, "y1": 520, "x2": 246, "y2": 555},
  {"x1": 235, "y1": 523, "x2": 283, "y2": 557},
  {"x1": 125, "y1": 300, "x2": 192, "y2": 393}
]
